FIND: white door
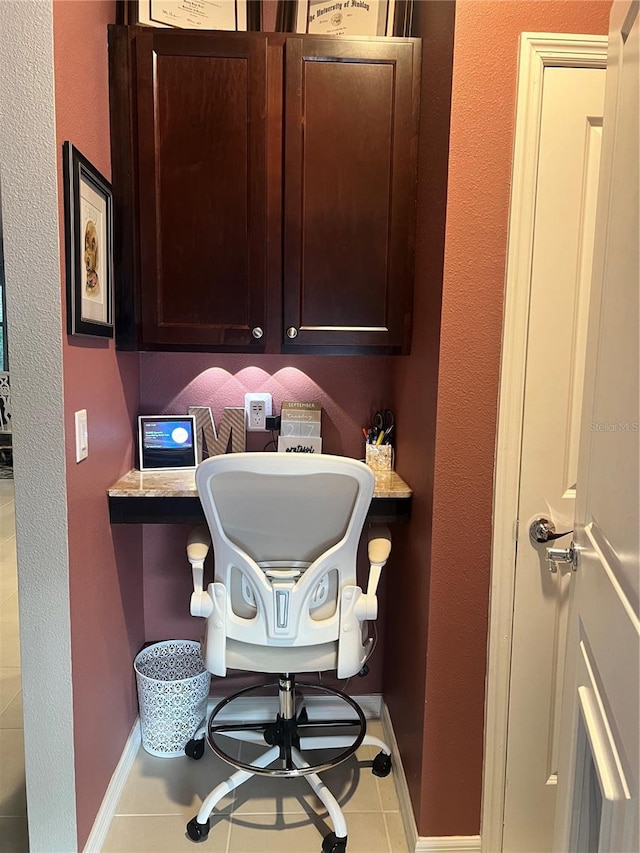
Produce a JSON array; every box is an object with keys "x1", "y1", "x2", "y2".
[
  {"x1": 553, "y1": 2, "x2": 639, "y2": 850},
  {"x1": 500, "y1": 53, "x2": 605, "y2": 853}
]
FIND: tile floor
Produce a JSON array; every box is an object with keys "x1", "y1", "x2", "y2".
[
  {"x1": 104, "y1": 718, "x2": 410, "y2": 853},
  {"x1": 0, "y1": 478, "x2": 409, "y2": 852},
  {"x1": 0, "y1": 477, "x2": 29, "y2": 851}
]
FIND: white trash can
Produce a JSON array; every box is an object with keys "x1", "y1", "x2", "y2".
[{"x1": 134, "y1": 640, "x2": 211, "y2": 758}]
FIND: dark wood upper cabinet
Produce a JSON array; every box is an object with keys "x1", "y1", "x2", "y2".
[
  {"x1": 135, "y1": 30, "x2": 267, "y2": 349},
  {"x1": 108, "y1": 27, "x2": 420, "y2": 354},
  {"x1": 283, "y1": 38, "x2": 419, "y2": 352}
]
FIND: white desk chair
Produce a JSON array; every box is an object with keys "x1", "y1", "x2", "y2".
[{"x1": 185, "y1": 453, "x2": 392, "y2": 853}]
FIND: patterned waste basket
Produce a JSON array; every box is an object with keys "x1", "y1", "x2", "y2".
[{"x1": 134, "y1": 640, "x2": 211, "y2": 758}]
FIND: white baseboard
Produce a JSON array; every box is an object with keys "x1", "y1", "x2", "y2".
[
  {"x1": 380, "y1": 702, "x2": 481, "y2": 853},
  {"x1": 381, "y1": 700, "x2": 419, "y2": 850},
  {"x1": 83, "y1": 718, "x2": 141, "y2": 853},
  {"x1": 415, "y1": 837, "x2": 481, "y2": 852}
]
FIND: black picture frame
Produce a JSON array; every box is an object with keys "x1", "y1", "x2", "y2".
[
  {"x1": 276, "y1": 0, "x2": 413, "y2": 36},
  {"x1": 118, "y1": 0, "x2": 262, "y2": 31},
  {"x1": 63, "y1": 142, "x2": 114, "y2": 338}
]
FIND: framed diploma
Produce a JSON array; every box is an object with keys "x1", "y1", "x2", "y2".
[
  {"x1": 121, "y1": 0, "x2": 263, "y2": 31},
  {"x1": 276, "y1": 0, "x2": 413, "y2": 37}
]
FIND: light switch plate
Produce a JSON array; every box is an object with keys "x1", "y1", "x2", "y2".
[
  {"x1": 75, "y1": 409, "x2": 88, "y2": 462},
  {"x1": 244, "y1": 393, "x2": 272, "y2": 431}
]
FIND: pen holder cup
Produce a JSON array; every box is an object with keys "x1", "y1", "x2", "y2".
[{"x1": 366, "y1": 444, "x2": 394, "y2": 472}]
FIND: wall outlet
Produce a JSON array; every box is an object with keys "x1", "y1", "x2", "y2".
[{"x1": 244, "y1": 393, "x2": 272, "y2": 431}]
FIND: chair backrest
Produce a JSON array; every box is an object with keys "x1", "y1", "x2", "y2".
[{"x1": 195, "y1": 453, "x2": 374, "y2": 652}]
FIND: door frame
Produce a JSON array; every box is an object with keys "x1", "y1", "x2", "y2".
[{"x1": 481, "y1": 33, "x2": 607, "y2": 853}]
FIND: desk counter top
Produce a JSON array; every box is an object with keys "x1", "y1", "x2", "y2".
[
  {"x1": 108, "y1": 468, "x2": 412, "y2": 524},
  {"x1": 108, "y1": 468, "x2": 412, "y2": 500}
]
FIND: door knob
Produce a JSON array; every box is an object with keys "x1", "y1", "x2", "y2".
[
  {"x1": 252, "y1": 326, "x2": 264, "y2": 339},
  {"x1": 546, "y1": 541, "x2": 579, "y2": 573},
  {"x1": 286, "y1": 327, "x2": 298, "y2": 339},
  {"x1": 529, "y1": 516, "x2": 573, "y2": 544}
]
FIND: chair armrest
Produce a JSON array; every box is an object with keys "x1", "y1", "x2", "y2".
[
  {"x1": 187, "y1": 526, "x2": 214, "y2": 618},
  {"x1": 368, "y1": 524, "x2": 391, "y2": 566},
  {"x1": 366, "y1": 524, "x2": 391, "y2": 597},
  {"x1": 187, "y1": 525, "x2": 211, "y2": 566}
]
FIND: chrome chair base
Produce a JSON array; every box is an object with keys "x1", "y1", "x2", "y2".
[
  {"x1": 205, "y1": 674, "x2": 367, "y2": 777},
  {"x1": 185, "y1": 674, "x2": 392, "y2": 849}
]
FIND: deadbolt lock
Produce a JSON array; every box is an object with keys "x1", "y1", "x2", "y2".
[{"x1": 546, "y1": 541, "x2": 579, "y2": 574}]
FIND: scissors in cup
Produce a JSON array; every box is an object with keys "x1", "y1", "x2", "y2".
[{"x1": 373, "y1": 409, "x2": 394, "y2": 445}]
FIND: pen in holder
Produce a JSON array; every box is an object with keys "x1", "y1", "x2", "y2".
[{"x1": 366, "y1": 443, "x2": 394, "y2": 472}]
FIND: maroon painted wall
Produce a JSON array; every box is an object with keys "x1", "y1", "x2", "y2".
[
  {"x1": 386, "y1": 0, "x2": 456, "y2": 823},
  {"x1": 52, "y1": 2, "x2": 144, "y2": 847},
  {"x1": 389, "y1": 0, "x2": 611, "y2": 838}
]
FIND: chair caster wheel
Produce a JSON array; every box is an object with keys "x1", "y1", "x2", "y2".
[
  {"x1": 372, "y1": 751, "x2": 392, "y2": 777},
  {"x1": 186, "y1": 816, "x2": 210, "y2": 841},
  {"x1": 185, "y1": 738, "x2": 206, "y2": 760},
  {"x1": 322, "y1": 831, "x2": 347, "y2": 852}
]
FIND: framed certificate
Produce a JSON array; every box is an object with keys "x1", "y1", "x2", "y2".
[
  {"x1": 276, "y1": 0, "x2": 413, "y2": 37},
  {"x1": 122, "y1": 0, "x2": 262, "y2": 31}
]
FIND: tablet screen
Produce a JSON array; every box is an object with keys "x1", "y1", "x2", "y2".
[{"x1": 138, "y1": 415, "x2": 197, "y2": 471}]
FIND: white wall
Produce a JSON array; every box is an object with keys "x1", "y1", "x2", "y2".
[{"x1": 0, "y1": 1, "x2": 77, "y2": 850}]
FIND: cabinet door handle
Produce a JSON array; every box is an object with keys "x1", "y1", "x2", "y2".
[
  {"x1": 252, "y1": 327, "x2": 264, "y2": 339},
  {"x1": 286, "y1": 327, "x2": 298, "y2": 339}
]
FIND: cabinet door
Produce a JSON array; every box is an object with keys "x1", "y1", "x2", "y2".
[
  {"x1": 136, "y1": 31, "x2": 267, "y2": 348},
  {"x1": 283, "y1": 38, "x2": 420, "y2": 354}
]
